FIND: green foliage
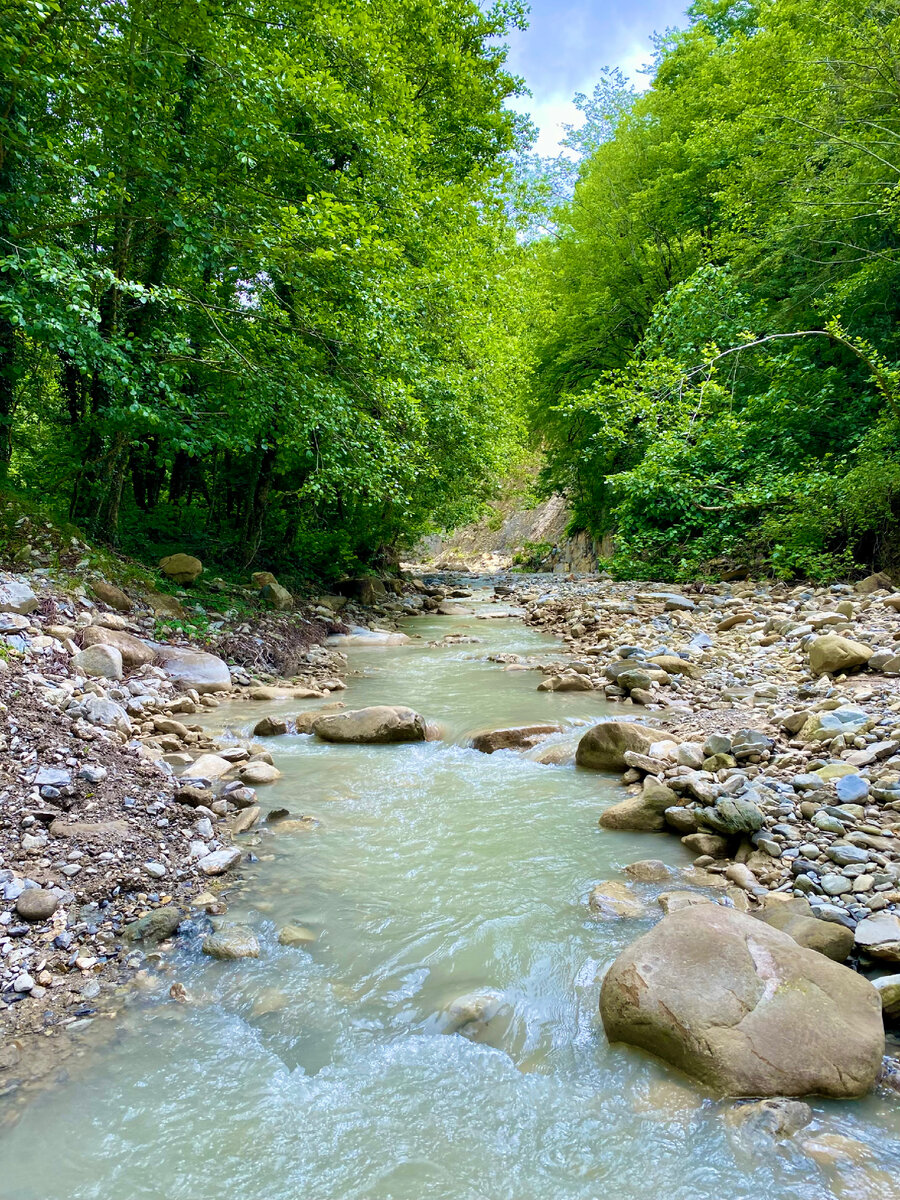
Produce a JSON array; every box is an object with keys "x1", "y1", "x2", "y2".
[
  {"x1": 511, "y1": 540, "x2": 552, "y2": 571},
  {"x1": 528, "y1": 0, "x2": 900, "y2": 580},
  {"x1": 0, "y1": 0, "x2": 529, "y2": 579}
]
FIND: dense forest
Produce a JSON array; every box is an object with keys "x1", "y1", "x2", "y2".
[
  {"x1": 0, "y1": 0, "x2": 530, "y2": 578},
  {"x1": 4, "y1": 0, "x2": 900, "y2": 582},
  {"x1": 529, "y1": 0, "x2": 900, "y2": 581}
]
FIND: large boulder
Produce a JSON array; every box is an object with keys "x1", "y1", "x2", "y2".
[
  {"x1": 697, "y1": 794, "x2": 764, "y2": 836},
  {"x1": 159, "y1": 553, "x2": 203, "y2": 585},
  {"x1": 312, "y1": 705, "x2": 426, "y2": 744},
  {"x1": 600, "y1": 905, "x2": 884, "y2": 1098},
  {"x1": 599, "y1": 778, "x2": 678, "y2": 832},
  {"x1": 807, "y1": 634, "x2": 873, "y2": 676},
  {"x1": 153, "y1": 646, "x2": 231, "y2": 693},
  {"x1": 575, "y1": 721, "x2": 662, "y2": 770},
  {"x1": 470, "y1": 723, "x2": 562, "y2": 754},
  {"x1": 0, "y1": 581, "x2": 38, "y2": 615},
  {"x1": 251, "y1": 571, "x2": 292, "y2": 610},
  {"x1": 81, "y1": 625, "x2": 155, "y2": 669},
  {"x1": 325, "y1": 627, "x2": 411, "y2": 646}
]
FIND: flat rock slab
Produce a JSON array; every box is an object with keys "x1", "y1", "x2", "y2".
[
  {"x1": 153, "y1": 646, "x2": 231, "y2": 693},
  {"x1": 600, "y1": 904, "x2": 884, "y2": 1098}
]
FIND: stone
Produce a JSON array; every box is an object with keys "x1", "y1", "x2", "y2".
[
  {"x1": 153, "y1": 646, "x2": 231, "y2": 694},
  {"x1": 238, "y1": 762, "x2": 282, "y2": 785},
  {"x1": 313, "y1": 705, "x2": 427, "y2": 744},
  {"x1": 599, "y1": 778, "x2": 678, "y2": 832},
  {"x1": 15, "y1": 888, "x2": 59, "y2": 921},
  {"x1": 576, "y1": 721, "x2": 662, "y2": 771},
  {"x1": 90, "y1": 580, "x2": 132, "y2": 611},
  {"x1": 873, "y1": 974, "x2": 900, "y2": 1018},
  {"x1": 277, "y1": 924, "x2": 317, "y2": 947},
  {"x1": 0, "y1": 581, "x2": 38, "y2": 614},
  {"x1": 802, "y1": 707, "x2": 871, "y2": 742},
  {"x1": 197, "y1": 847, "x2": 241, "y2": 875},
  {"x1": 68, "y1": 693, "x2": 131, "y2": 734},
  {"x1": 202, "y1": 926, "x2": 259, "y2": 960},
  {"x1": 854, "y1": 912, "x2": 900, "y2": 960},
  {"x1": 71, "y1": 644, "x2": 123, "y2": 680},
  {"x1": 144, "y1": 861, "x2": 167, "y2": 878},
  {"x1": 697, "y1": 795, "x2": 764, "y2": 836},
  {"x1": 231, "y1": 805, "x2": 260, "y2": 834},
  {"x1": 758, "y1": 898, "x2": 855, "y2": 961},
  {"x1": 623, "y1": 859, "x2": 671, "y2": 883},
  {"x1": 122, "y1": 906, "x2": 183, "y2": 943},
  {"x1": 807, "y1": 634, "x2": 873, "y2": 676},
  {"x1": 81, "y1": 625, "x2": 155, "y2": 668},
  {"x1": 836, "y1": 774, "x2": 870, "y2": 803},
  {"x1": 676, "y1": 742, "x2": 705, "y2": 769},
  {"x1": 470, "y1": 723, "x2": 562, "y2": 753},
  {"x1": 658, "y1": 891, "x2": 714, "y2": 914},
  {"x1": 253, "y1": 715, "x2": 289, "y2": 737},
  {"x1": 13, "y1": 972, "x2": 35, "y2": 993},
  {"x1": 682, "y1": 832, "x2": 729, "y2": 858},
  {"x1": 159, "y1": 553, "x2": 203, "y2": 584},
  {"x1": 438, "y1": 991, "x2": 507, "y2": 1038},
  {"x1": 537, "y1": 673, "x2": 594, "y2": 692},
  {"x1": 588, "y1": 880, "x2": 645, "y2": 918},
  {"x1": 663, "y1": 806, "x2": 699, "y2": 834},
  {"x1": 856, "y1": 571, "x2": 893, "y2": 593},
  {"x1": 183, "y1": 753, "x2": 234, "y2": 780},
  {"x1": 599, "y1": 905, "x2": 885, "y2": 1098}
]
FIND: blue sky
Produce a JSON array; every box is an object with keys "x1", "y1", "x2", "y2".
[{"x1": 504, "y1": 0, "x2": 691, "y2": 153}]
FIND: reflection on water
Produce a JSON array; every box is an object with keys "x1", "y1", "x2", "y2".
[{"x1": 1, "y1": 590, "x2": 898, "y2": 1200}]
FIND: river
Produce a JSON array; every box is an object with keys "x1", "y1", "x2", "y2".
[{"x1": 2, "y1": 586, "x2": 899, "y2": 1199}]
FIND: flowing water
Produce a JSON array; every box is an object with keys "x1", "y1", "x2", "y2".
[{"x1": 3, "y1": 587, "x2": 900, "y2": 1199}]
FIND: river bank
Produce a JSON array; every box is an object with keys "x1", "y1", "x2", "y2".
[{"x1": 3, "y1": 562, "x2": 900, "y2": 1196}]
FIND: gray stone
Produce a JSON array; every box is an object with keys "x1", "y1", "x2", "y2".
[
  {"x1": 835, "y1": 775, "x2": 869, "y2": 803},
  {"x1": 202, "y1": 926, "x2": 259, "y2": 960},
  {"x1": 122, "y1": 906, "x2": 183, "y2": 943},
  {"x1": 153, "y1": 646, "x2": 231, "y2": 694},
  {"x1": 698, "y1": 795, "x2": 764, "y2": 836},
  {"x1": 197, "y1": 847, "x2": 241, "y2": 875},
  {"x1": 71, "y1": 644, "x2": 123, "y2": 680},
  {"x1": 0, "y1": 581, "x2": 38, "y2": 615},
  {"x1": 15, "y1": 888, "x2": 59, "y2": 921}
]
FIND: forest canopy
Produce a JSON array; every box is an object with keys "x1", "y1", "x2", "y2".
[
  {"x1": 1, "y1": 0, "x2": 531, "y2": 578},
  {"x1": 528, "y1": 0, "x2": 900, "y2": 580}
]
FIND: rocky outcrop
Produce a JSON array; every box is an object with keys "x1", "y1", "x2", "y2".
[
  {"x1": 312, "y1": 705, "x2": 427, "y2": 744},
  {"x1": 575, "y1": 721, "x2": 662, "y2": 771},
  {"x1": 600, "y1": 905, "x2": 884, "y2": 1098}
]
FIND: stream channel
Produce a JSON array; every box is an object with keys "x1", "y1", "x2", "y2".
[{"x1": 2, "y1": 584, "x2": 900, "y2": 1198}]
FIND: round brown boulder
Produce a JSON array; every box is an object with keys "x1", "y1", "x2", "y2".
[
  {"x1": 312, "y1": 705, "x2": 426, "y2": 744},
  {"x1": 600, "y1": 904, "x2": 884, "y2": 1098},
  {"x1": 576, "y1": 721, "x2": 662, "y2": 770},
  {"x1": 159, "y1": 553, "x2": 203, "y2": 585},
  {"x1": 16, "y1": 888, "x2": 59, "y2": 922},
  {"x1": 82, "y1": 624, "x2": 155, "y2": 668}
]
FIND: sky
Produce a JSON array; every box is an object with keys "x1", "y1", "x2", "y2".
[{"x1": 503, "y1": 0, "x2": 691, "y2": 155}]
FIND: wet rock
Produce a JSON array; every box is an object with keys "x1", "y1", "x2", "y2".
[
  {"x1": 599, "y1": 905, "x2": 884, "y2": 1097},
  {"x1": 807, "y1": 634, "x2": 873, "y2": 675},
  {"x1": 576, "y1": 721, "x2": 662, "y2": 771},
  {"x1": 682, "y1": 831, "x2": 729, "y2": 858},
  {"x1": 664, "y1": 806, "x2": 699, "y2": 834},
  {"x1": 624, "y1": 859, "x2": 671, "y2": 883},
  {"x1": 312, "y1": 705, "x2": 427, "y2": 744},
  {"x1": 658, "y1": 891, "x2": 714, "y2": 914},
  {"x1": 238, "y1": 762, "x2": 282, "y2": 785},
  {"x1": 438, "y1": 990, "x2": 507, "y2": 1037},
  {"x1": 71, "y1": 643, "x2": 123, "y2": 680},
  {"x1": 231, "y1": 805, "x2": 260, "y2": 834},
  {"x1": 727, "y1": 1097, "x2": 813, "y2": 1141},
  {"x1": 15, "y1": 888, "x2": 59, "y2": 922},
  {"x1": 159, "y1": 553, "x2": 203, "y2": 584},
  {"x1": 278, "y1": 924, "x2": 317, "y2": 947},
  {"x1": 253, "y1": 715, "x2": 289, "y2": 737},
  {"x1": 537, "y1": 672, "x2": 593, "y2": 692},
  {"x1": 588, "y1": 880, "x2": 645, "y2": 918},
  {"x1": 470, "y1": 723, "x2": 562, "y2": 753},
  {"x1": 873, "y1": 975, "x2": 900, "y2": 1018},
  {"x1": 122, "y1": 905, "x2": 183, "y2": 943},
  {"x1": 202, "y1": 925, "x2": 259, "y2": 959},
  {"x1": 599, "y1": 778, "x2": 678, "y2": 832},
  {"x1": 154, "y1": 646, "x2": 231, "y2": 693}
]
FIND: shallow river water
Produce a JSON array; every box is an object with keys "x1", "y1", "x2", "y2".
[{"x1": 2, "y1": 589, "x2": 900, "y2": 1199}]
